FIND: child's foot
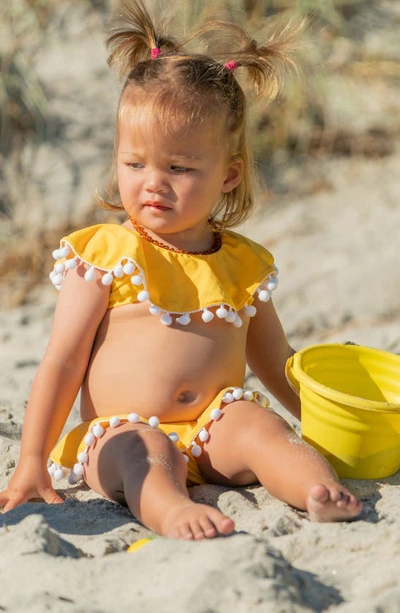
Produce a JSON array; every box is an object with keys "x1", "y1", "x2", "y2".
[
  {"x1": 161, "y1": 500, "x2": 235, "y2": 540},
  {"x1": 306, "y1": 483, "x2": 362, "y2": 522}
]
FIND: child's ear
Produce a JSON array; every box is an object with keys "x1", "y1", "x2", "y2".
[{"x1": 222, "y1": 157, "x2": 244, "y2": 193}]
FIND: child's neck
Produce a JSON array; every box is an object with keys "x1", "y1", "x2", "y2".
[{"x1": 130, "y1": 219, "x2": 221, "y2": 255}]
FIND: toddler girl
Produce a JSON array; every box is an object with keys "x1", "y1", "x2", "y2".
[{"x1": 0, "y1": 0, "x2": 361, "y2": 538}]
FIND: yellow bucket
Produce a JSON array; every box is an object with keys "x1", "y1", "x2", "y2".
[{"x1": 286, "y1": 344, "x2": 400, "y2": 479}]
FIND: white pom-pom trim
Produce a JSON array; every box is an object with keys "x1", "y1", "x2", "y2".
[
  {"x1": 101, "y1": 272, "x2": 114, "y2": 286},
  {"x1": 84, "y1": 267, "x2": 96, "y2": 282},
  {"x1": 201, "y1": 309, "x2": 214, "y2": 323},
  {"x1": 210, "y1": 408, "x2": 222, "y2": 420},
  {"x1": 160, "y1": 313, "x2": 173, "y2": 326},
  {"x1": 176, "y1": 313, "x2": 191, "y2": 325},
  {"x1": 52, "y1": 386, "x2": 270, "y2": 489},
  {"x1": 92, "y1": 423, "x2": 105, "y2": 437},
  {"x1": 191, "y1": 444, "x2": 202, "y2": 457},
  {"x1": 123, "y1": 262, "x2": 136, "y2": 275}
]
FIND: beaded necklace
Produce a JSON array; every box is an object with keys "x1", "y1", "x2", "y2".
[{"x1": 130, "y1": 218, "x2": 222, "y2": 255}]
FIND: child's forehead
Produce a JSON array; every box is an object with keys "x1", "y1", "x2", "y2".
[{"x1": 118, "y1": 105, "x2": 226, "y2": 146}]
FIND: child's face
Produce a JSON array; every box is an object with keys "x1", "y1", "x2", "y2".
[{"x1": 117, "y1": 110, "x2": 242, "y2": 240}]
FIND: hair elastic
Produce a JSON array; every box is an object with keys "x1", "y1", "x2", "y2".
[
  {"x1": 151, "y1": 47, "x2": 161, "y2": 59},
  {"x1": 223, "y1": 61, "x2": 238, "y2": 72}
]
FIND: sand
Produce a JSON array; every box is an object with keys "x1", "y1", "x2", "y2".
[{"x1": 1, "y1": 150, "x2": 400, "y2": 612}]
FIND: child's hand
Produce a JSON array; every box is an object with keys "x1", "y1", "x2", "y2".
[{"x1": 0, "y1": 458, "x2": 64, "y2": 513}]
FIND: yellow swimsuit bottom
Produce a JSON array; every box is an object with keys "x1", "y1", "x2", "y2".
[{"x1": 49, "y1": 387, "x2": 269, "y2": 486}]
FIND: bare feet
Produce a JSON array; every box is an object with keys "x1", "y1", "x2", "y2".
[
  {"x1": 306, "y1": 483, "x2": 362, "y2": 522},
  {"x1": 161, "y1": 500, "x2": 235, "y2": 540}
]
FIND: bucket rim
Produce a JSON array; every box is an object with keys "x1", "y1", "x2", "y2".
[{"x1": 285, "y1": 343, "x2": 400, "y2": 413}]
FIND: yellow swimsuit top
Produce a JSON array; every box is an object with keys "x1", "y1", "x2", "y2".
[{"x1": 50, "y1": 223, "x2": 278, "y2": 327}]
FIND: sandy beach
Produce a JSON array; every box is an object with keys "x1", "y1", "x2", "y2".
[
  {"x1": 1, "y1": 0, "x2": 400, "y2": 610},
  {"x1": 1, "y1": 147, "x2": 400, "y2": 612}
]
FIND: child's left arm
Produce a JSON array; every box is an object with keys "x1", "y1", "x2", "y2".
[{"x1": 246, "y1": 299, "x2": 301, "y2": 420}]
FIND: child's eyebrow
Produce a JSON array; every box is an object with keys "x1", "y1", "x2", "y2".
[{"x1": 171, "y1": 153, "x2": 205, "y2": 161}]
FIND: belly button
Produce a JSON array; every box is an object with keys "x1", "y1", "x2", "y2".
[{"x1": 178, "y1": 391, "x2": 195, "y2": 403}]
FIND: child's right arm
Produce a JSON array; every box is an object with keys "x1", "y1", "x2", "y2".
[{"x1": 0, "y1": 264, "x2": 110, "y2": 512}]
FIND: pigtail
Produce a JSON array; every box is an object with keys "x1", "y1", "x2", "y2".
[
  {"x1": 236, "y1": 18, "x2": 304, "y2": 99},
  {"x1": 106, "y1": 0, "x2": 179, "y2": 78},
  {"x1": 192, "y1": 17, "x2": 305, "y2": 99}
]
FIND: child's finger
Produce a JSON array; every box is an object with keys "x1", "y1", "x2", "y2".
[
  {"x1": 39, "y1": 487, "x2": 64, "y2": 505},
  {"x1": 1, "y1": 492, "x2": 27, "y2": 513}
]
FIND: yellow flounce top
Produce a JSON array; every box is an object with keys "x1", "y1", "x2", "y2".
[{"x1": 50, "y1": 224, "x2": 278, "y2": 327}]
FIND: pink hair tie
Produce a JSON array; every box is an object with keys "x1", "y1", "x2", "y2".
[
  {"x1": 223, "y1": 61, "x2": 238, "y2": 72},
  {"x1": 151, "y1": 48, "x2": 161, "y2": 59}
]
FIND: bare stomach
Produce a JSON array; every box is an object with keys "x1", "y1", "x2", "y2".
[{"x1": 80, "y1": 303, "x2": 249, "y2": 422}]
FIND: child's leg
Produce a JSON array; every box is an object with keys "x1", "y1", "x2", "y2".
[
  {"x1": 197, "y1": 402, "x2": 362, "y2": 522},
  {"x1": 83, "y1": 423, "x2": 234, "y2": 539}
]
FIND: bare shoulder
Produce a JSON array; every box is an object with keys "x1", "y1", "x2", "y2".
[{"x1": 47, "y1": 263, "x2": 111, "y2": 358}]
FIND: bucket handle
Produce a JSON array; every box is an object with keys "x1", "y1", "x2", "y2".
[{"x1": 285, "y1": 353, "x2": 300, "y2": 396}]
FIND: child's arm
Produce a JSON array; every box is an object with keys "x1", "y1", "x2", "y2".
[
  {"x1": 0, "y1": 264, "x2": 110, "y2": 512},
  {"x1": 246, "y1": 299, "x2": 301, "y2": 420}
]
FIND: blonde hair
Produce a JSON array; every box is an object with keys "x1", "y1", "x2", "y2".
[{"x1": 98, "y1": 0, "x2": 303, "y2": 229}]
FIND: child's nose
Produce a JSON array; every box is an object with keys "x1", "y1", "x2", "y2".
[{"x1": 145, "y1": 169, "x2": 168, "y2": 193}]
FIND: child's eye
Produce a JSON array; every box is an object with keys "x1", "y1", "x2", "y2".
[
  {"x1": 170, "y1": 165, "x2": 190, "y2": 173},
  {"x1": 127, "y1": 162, "x2": 144, "y2": 169}
]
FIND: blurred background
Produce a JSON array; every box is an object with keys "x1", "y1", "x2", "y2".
[{"x1": 1, "y1": 0, "x2": 399, "y2": 309}]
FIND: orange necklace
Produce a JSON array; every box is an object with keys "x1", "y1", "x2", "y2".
[{"x1": 130, "y1": 218, "x2": 221, "y2": 255}]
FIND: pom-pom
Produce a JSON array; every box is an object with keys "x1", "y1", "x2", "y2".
[
  {"x1": 128, "y1": 413, "x2": 140, "y2": 423},
  {"x1": 51, "y1": 273, "x2": 64, "y2": 286},
  {"x1": 225, "y1": 310, "x2": 236, "y2": 323},
  {"x1": 54, "y1": 262, "x2": 65, "y2": 274},
  {"x1": 148, "y1": 416, "x2": 160, "y2": 428},
  {"x1": 92, "y1": 423, "x2": 105, "y2": 438},
  {"x1": 258, "y1": 290, "x2": 271, "y2": 302},
  {"x1": 244, "y1": 305, "x2": 257, "y2": 317},
  {"x1": 84, "y1": 267, "x2": 96, "y2": 282},
  {"x1": 210, "y1": 408, "x2": 222, "y2": 420},
  {"x1": 233, "y1": 315, "x2": 243, "y2": 328},
  {"x1": 84, "y1": 432, "x2": 95, "y2": 446},
  {"x1": 201, "y1": 309, "x2": 214, "y2": 323},
  {"x1": 68, "y1": 471, "x2": 81, "y2": 485},
  {"x1": 48, "y1": 463, "x2": 57, "y2": 476},
  {"x1": 113, "y1": 264, "x2": 124, "y2": 278},
  {"x1": 123, "y1": 262, "x2": 136, "y2": 275},
  {"x1": 266, "y1": 277, "x2": 278, "y2": 291},
  {"x1": 222, "y1": 392, "x2": 234, "y2": 404},
  {"x1": 168, "y1": 432, "x2": 179, "y2": 442},
  {"x1": 54, "y1": 467, "x2": 66, "y2": 482},
  {"x1": 59, "y1": 245, "x2": 71, "y2": 258},
  {"x1": 176, "y1": 313, "x2": 191, "y2": 325},
  {"x1": 191, "y1": 444, "x2": 202, "y2": 457},
  {"x1": 77, "y1": 451, "x2": 88, "y2": 463},
  {"x1": 137, "y1": 290, "x2": 150, "y2": 302},
  {"x1": 65, "y1": 258, "x2": 78, "y2": 270},
  {"x1": 52, "y1": 248, "x2": 62, "y2": 260},
  {"x1": 160, "y1": 312, "x2": 172, "y2": 326},
  {"x1": 101, "y1": 272, "x2": 114, "y2": 286},
  {"x1": 232, "y1": 388, "x2": 244, "y2": 400},
  {"x1": 243, "y1": 390, "x2": 254, "y2": 401},
  {"x1": 73, "y1": 463, "x2": 85, "y2": 477},
  {"x1": 130, "y1": 275, "x2": 143, "y2": 286},
  {"x1": 216, "y1": 306, "x2": 228, "y2": 319},
  {"x1": 149, "y1": 304, "x2": 162, "y2": 316},
  {"x1": 110, "y1": 416, "x2": 121, "y2": 428},
  {"x1": 198, "y1": 428, "x2": 209, "y2": 442}
]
